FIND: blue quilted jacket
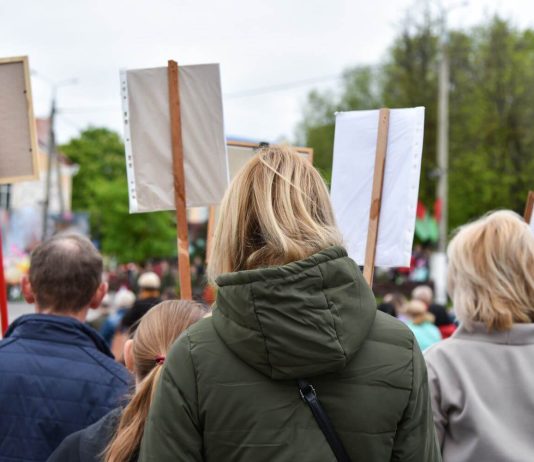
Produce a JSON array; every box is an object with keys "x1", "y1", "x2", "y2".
[{"x1": 0, "y1": 314, "x2": 131, "y2": 462}]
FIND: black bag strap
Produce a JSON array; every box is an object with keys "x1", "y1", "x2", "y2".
[{"x1": 297, "y1": 379, "x2": 351, "y2": 462}]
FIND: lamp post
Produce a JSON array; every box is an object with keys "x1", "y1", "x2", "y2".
[{"x1": 33, "y1": 73, "x2": 77, "y2": 240}]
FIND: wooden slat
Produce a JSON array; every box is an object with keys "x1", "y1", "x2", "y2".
[
  {"x1": 167, "y1": 60, "x2": 192, "y2": 300},
  {"x1": 363, "y1": 108, "x2": 390, "y2": 287},
  {"x1": 524, "y1": 191, "x2": 534, "y2": 224}
]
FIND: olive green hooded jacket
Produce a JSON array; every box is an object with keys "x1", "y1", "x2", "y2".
[{"x1": 139, "y1": 247, "x2": 441, "y2": 461}]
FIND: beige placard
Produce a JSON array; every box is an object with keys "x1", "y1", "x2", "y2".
[
  {"x1": 227, "y1": 140, "x2": 313, "y2": 179},
  {"x1": 0, "y1": 56, "x2": 39, "y2": 184}
]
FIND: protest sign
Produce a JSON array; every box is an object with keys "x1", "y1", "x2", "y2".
[
  {"x1": 331, "y1": 107, "x2": 425, "y2": 285},
  {"x1": 121, "y1": 61, "x2": 228, "y2": 298},
  {"x1": 0, "y1": 55, "x2": 39, "y2": 334},
  {"x1": 0, "y1": 56, "x2": 39, "y2": 184}
]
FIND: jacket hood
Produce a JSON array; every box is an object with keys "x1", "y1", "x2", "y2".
[
  {"x1": 5, "y1": 313, "x2": 115, "y2": 358},
  {"x1": 212, "y1": 246, "x2": 377, "y2": 380}
]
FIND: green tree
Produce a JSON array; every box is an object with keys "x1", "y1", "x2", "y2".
[
  {"x1": 61, "y1": 128, "x2": 176, "y2": 262},
  {"x1": 298, "y1": 13, "x2": 534, "y2": 232}
]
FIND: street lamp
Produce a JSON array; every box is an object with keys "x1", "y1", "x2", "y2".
[{"x1": 32, "y1": 71, "x2": 77, "y2": 240}]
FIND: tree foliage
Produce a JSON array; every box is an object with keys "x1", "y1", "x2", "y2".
[
  {"x1": 61, "y1": 128, "x2": 176, "y2": 262},
  {"x1": 297, "y1": 14, "x2": 534, "y2": 232}
]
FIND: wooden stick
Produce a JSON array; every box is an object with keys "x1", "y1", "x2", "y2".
[
  {"x1": 205, "y1": 206, "x2": 217, "y2": 264},
  {"x1": 0, "y1": 227, "x2": 8, "y2": 336},
  {"x1": 167, "y1": 60, "x2": 192, "y2": 300},
  {"x1": 363, "y1": 108, "x2": 390, "y2": 287},
  {"x1": 524, "y1": 191, "x2": 534, "y2": 224}
]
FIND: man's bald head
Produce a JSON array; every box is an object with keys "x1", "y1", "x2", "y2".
[{"x1": 29, "y1": 233, "x2": 103, "y2": 313}]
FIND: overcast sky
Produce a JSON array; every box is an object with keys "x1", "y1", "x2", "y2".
[{"x1": 1, "y1": 0, "x2": 534, "y2": 144}]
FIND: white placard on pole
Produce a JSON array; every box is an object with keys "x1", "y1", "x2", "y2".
[
  {"x1": 120, "y1": 63, "x2": 229, "y2": 213},
  {"x1": 331, "y1": 107, "x2": 425, "y2": 268}
]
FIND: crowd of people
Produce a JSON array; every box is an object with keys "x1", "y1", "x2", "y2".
[
  {"x1": 1, "y1": 146, "x2": 533, "y2": 462},
  {"x1": 378, "y1": 284, "x2": 457, "y2": 352}
]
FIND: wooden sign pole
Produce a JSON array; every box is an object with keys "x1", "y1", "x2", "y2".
[
  {"x1": 524, "y1": 191, "x2": 534, "y2": 223},
  {"x1": 0, "y1": 227, "x2": 8, "y2": 336},
  {"x1": 363, "y1": 108, "x2": 390, "y2": 287},
  {"x1": 167, "y1": 60, "x2": 192, "y2": 300}
]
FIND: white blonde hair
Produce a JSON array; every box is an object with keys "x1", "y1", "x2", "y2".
[
  {"x1": 208, "y1": 145, "x2": 342, "y2": 280},
  {"x1": 447, "y1": 210, "x2": 534, "y2": 331}
]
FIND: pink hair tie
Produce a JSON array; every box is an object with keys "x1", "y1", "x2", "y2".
[{"x1": 155, "y1": 355, "x2": 166, "y2": 365}]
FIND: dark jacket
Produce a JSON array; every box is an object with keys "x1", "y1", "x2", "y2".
[
  {"x1": 120, "y1": 297, "x2": 161, "y2": 332},
  {"x1": 139, "y1": 247, "x2": 441, "y2": 461},
  {"x1": 0, "y1": 314, "x2": 131, "y2": 462},
  {"x1": 47, "y1": 408, "x2": 122, "y2": 462}
]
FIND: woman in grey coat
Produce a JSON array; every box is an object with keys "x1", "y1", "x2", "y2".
[{"x1": 425, "y1": 210, "x2": 534, "y2": 462}]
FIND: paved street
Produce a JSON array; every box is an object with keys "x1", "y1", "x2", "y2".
[{"x1": 7, "y1": 301, "x2": 33, "y2": 324}]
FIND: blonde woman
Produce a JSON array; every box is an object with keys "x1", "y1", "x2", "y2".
[
  {"x1": 139, "y1": 146, "x2": 440, "y2": 462},
  {"x1": 404, "y1": 300, "x2": 442, "y2": 351},
  {"x1": 48, "y1": 300, "x2": 207, "y2": 462},
  {"x1": 424, "y1": 210, "x2": 534, "y2": 462}
]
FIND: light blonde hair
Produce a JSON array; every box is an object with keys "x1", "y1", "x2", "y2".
[
  {"x1": 208, "y1": 145, "x2": 342, "y2": 280},
  {"x1": 411, "y1": 285, "x2": 433, "y2": 306},
  {"x1": 447, "y1": 210, "x2": 534, "y2": 331},
  {"x1": 104, "y1": 300, "x2": 207, "y2": 462},
  {"x1": 404, "y1": 299, "x2": 434, "y2": 325}
]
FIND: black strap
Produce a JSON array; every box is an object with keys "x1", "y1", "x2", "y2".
[{"x1": 297, "y1": 379, "x2": 351, "y2": 462}]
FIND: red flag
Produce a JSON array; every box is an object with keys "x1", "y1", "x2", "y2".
[
  {"x1": 434, "y1": 198, "x2": 442, "y2": 222},
  {"x1": 416, "y1": 201, "x2": 427, "y2": 220}
]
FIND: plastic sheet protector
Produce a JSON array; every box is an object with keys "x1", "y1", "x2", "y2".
[
  {"x1": 331, "y1": 107, "x2": 425, "y2": 267},
  {"x1": 120, "y1": 63, "x2": 228, "y2": 213}
]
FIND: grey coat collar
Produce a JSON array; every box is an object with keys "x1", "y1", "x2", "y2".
[{"x1": 454, "y1": 321, "x2": 534, "y2": 345}]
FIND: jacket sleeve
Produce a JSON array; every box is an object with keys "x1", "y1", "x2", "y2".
[
  {"x1": 390, "y1": 338, "x2": 442, "y2": 462},
  {"x1": 138, "y1": 332, "x2": 203, "y2": 462}
]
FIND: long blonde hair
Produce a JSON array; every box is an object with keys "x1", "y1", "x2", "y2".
[
  {"x1": 104, "y1": 300, "x2": 207, "y2": 462},
  {"x1": 447, "y1": 210, "x2": 534, "y2": 331},
  {"x1": 208, "y1": 145, "x2": 342, "y2": 280}
]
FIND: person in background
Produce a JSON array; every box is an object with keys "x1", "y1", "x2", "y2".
[
  {"x1": 404, "y1": 300, "x2": 442, "y2": 351},
  {"x1": 100, "y1": 289, "x2": 136, "y2": 345},
  {"x1": 425, "y1": 211, "x2": 534, "y2": 462},
  {"x1": 48, "y1": 300, "x2": 208, "y2": 462},
  {"x1": 87, "y1": 293, "x2": 112, "y2": 331},
  {"x1": 383, "y1": 291, "x2": 408, "y2": 321},
  {"x1": 121, "y1": 272, "x2": 162, "y2": 330},
  {"x1": 139, "y1": 146, "x2": 440, "y2": 461},
  {"x1": 112, "y1": 272, "x2": 162, "y2": 361},
  {"x1": 412, "y1": 285, "x2": 456, "y2": 339},
  {"x1": 377, "y1": 302, "x2": 396, "y2": 317},
  {"x1": 0, "y1": 234, "x2": 130, "y2": 462}
]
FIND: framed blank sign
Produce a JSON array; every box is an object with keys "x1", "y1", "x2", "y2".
[
  {"x1": 0, "y1": 56, "x2": 39, "y2": 184},
  {"x1": 226, "y1": 140, "x2": 313, "y2": 179}
]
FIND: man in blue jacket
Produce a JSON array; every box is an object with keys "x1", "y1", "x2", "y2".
[{"x1": 0, "y1": 233, "x2": 131, "y2": 461}]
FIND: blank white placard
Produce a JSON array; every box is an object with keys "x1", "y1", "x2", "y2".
[
  {"x1": 331, "y1": 107, "x2": 425, "y2": 267},
  {"x1": 120, "y1": 63, "x2": 229, "y2": 213}
]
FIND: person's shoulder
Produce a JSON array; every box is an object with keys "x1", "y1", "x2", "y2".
[
  {"x1": 166, "y1": 315, "x2": 221, "y2": 369},
  {"x1": 423, "y1": 334, "x2": 460, "y2": 362},
  {"x1": 0, "y1": 336, "x2": 18, "y2": 351},
  {"x1": 171, "y1": 315, "x2": 217, "y2": 351},
  {"x1": 365, "y1": 310, "x2": 415, "y2": 351},
  {"x1": 81, "y1": 346, "x2": 131, "y2": 386},
  {"x1": 48, "y1": 408, "x2": 122, "y2": 462}
]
